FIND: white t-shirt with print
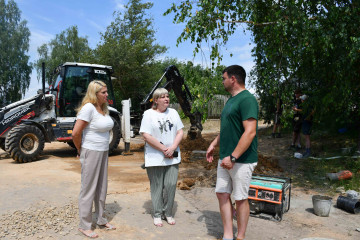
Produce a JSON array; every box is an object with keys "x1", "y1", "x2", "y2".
[
  {"x1": 139, "y1": 108, "x2": 184, "y2": 167},
  {"x1": 77, "y1": 103, "x2": 114, "y2": 151}
]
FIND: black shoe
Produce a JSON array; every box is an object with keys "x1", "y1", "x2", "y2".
[
  {"x1": 271, "y1": 133, "x2": 276, "y2": 138},
  {"x1": 276, "y1": 133, "x2": 282, "y2": 138},
  {"x1": 296, "y1": 145, "x2": 302, "y2": 150}
]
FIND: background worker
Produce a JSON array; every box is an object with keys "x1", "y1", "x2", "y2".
[
  {"x1": 290, "y1": 89, "x2": 303, "y2": 150},
  {"x1": 272, "y1": 92, "x2": 283, "y2": 138},
  {"x1": 206, "y1": 65, "x2": 258, "y2": 240},
  {"x1": 300, "y1": 94, "x2": 315, "y2": 158}
]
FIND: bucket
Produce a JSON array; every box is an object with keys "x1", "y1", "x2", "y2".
[
  {"x1": 336, "y1": 196, "x2": 360, "y2": 214},
  {"x1": 312, "y1": 195, "x2": 332, "y2": 217}
]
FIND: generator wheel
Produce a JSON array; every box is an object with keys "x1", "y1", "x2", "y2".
[
  {"x1": 109, "y1": 117, "x2": 121, "y2": 155},
  {"x1": 0, "y1": 138, "x2": 5, "y2": 151},
  {"x1": 5, "y1": 124, "x2": 45, "y2": 163}
]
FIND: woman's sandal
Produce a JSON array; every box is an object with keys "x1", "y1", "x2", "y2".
[
  {"x1": 165, "y1": 216, "x2": 176, "y2": 225},
  {"x1": 98, "y1": 222, "x2": 116, "y2": 230},
  {"x1": 78, "y1": 228, "x2": 99, "y2": 238},
  {"x1": 153, "y1": 217, "x2": 163, "y2": 227}
]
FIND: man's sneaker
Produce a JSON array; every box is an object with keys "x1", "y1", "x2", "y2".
[
  {"x1": 271, "y1": 133, "x2": 276, "y2": 138},
  {"x1": 302, "y1": 152, "x2": 311, "y2": 158},
  {"x1": 296, "y1": 145, "x2": 302, "y2": 150},
  {"x1": 276, "y1": 133, "x2": 282, "y2": 138}
]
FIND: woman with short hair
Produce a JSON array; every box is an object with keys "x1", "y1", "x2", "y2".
[
  {"x1": 140, "y1": 88, "x2": 184, "y2": 227},
  {"x1": 72, "y1": 80, "x2": 116, "y2": 238}
]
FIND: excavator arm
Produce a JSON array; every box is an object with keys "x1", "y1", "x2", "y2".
[{"x1": 140, "y1": 65, "x2": 203, "y2": 139}]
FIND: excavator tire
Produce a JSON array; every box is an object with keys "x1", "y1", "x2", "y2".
[
  {"x1": 109, "y1": 117, "x2": 121, "y2": 155},
  {"x1": 0, "y1": 138, "x2": 5, "y2": 151},
  {"x1": 5, "y1": 124, "x2": 45, "y2": 163},
  {"x1": 67, "y1": 142, "x2": 76, "y2": 149}
]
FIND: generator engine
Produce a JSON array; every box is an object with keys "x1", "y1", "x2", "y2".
[{"x1": 248, "y1": 174, "x2": 291, "y2": 221}]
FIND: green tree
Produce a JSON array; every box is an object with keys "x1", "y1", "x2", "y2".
[
  {"x1": 34, "y1": 26, "x2": 94, "y2": 85},
  {"x1": 0, "y1": 0, "x2": 31, "y2": 106},
  {"x1": 96, "y1": 0, "x2": 167, "y2": 111},
  {"x1": 166, "y1": 1, "x2": 360, "y2": 148}
]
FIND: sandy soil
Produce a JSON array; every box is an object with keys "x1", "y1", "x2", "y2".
[{"x1": 0, "y1": 120, "x2": 359, "y2": 240}]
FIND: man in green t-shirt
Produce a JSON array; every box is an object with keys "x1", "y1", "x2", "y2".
[{"x1": 206, "y1": 65, "x2": 258, "y2": 240}]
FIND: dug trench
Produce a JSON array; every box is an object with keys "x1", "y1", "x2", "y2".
[{"x1": 0, "y1": 120, "x2": 359, "y2": 239}]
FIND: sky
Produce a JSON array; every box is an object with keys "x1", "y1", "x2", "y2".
[{"x1": 16, "y1": 0, "x2": 255, "y2": 99}]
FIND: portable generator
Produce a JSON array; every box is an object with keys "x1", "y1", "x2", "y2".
[{"x1": 248, "y1": 174, "x2": 291, "y2": 221}]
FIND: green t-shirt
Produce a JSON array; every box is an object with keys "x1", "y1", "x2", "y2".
[{"x1": 220, "y1": 90, "x2": 258, "y2": 163}]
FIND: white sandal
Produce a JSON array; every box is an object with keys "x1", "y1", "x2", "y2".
[
  {"x1": 165, "y1": 216, "x2": 176, "y2": 225},
  {"x1": 153, "y1": 217, "x2": 163, "y2": 227}
]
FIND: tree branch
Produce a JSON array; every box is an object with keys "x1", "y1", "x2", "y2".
[{"x1": 219, "y1": 16, "x2": 317, "y2": 26}]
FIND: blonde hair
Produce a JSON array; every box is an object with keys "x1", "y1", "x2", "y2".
[
  {"x1": 76, "y1": 80, "x2": 109, "y2": 115},
  {"x1": 152, "y1": 88, "x2": 169, "y2": 110}
]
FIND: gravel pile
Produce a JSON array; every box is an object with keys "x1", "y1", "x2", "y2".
[{"x1": 0, "y1": 202, "x2": 78, "y2": 239}]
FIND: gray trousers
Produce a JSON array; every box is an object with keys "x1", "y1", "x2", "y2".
[
  {"x1": 146, "y1": 164, "x2": 179, "y2": 218},
  {"x1": 79, "y1": 148, "x2": 109, "y2": 230}
]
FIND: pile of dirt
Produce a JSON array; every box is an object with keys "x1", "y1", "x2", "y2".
[
  {"x1": 136, "y1": 134, "x2": 284, "y2": 189},
  {"x1": 177, "y1": 178, "x2": 196, "y2": 190},
  {"x1": 180, "y1": 136, "x2": 210, "y2": 152},
  {"x1": 178, "y1": 135, "x2": 284, "y2": 189},
  {"x1": 254, "y1": 154, "x2": 283, "y2": 175}
]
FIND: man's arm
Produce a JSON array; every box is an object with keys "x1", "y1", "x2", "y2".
[
  {"x1": 206, "y1": 134, "x2": 220, "y2": 163},
  {"x1": 221, "y1": 118, "x2": 257, "y2": 170},
  {"x1": 305, "y1": 108, "x2": 316, "y2": 121}
]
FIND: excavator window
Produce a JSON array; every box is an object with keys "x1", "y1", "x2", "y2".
[{"x1": 56, "y1": 66, "x2": 116, "y2": 117}]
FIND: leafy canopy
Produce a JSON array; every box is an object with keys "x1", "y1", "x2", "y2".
[
  {"x1": 0, "y1": 0, "x2": 31, "y2": 106},
  {"x1": 34, "y1": 26, "x2": 93, "y2": 85},
  {"x1": 165, "y1": 1, "x2": 360, "y2": 133},
  {"x1": 96, "y1": 0, "x2": 167, "y2": 110}
]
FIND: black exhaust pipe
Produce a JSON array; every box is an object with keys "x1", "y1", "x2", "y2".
[{"x1": 42, "y1": 62, "x2": 45, "y2": 94}]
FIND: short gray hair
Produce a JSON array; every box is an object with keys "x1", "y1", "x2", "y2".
[{"x1": 152, "y1": 88, "x2": 169, "y2": 110}]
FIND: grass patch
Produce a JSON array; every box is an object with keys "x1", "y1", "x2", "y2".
[{"x1": 296, "y1": 156, "x2": 360, "y2": 193}]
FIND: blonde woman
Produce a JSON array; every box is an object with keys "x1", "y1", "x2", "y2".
[
  {"x1": 140, "y1": 88, "x2": 184, "y2": 227},
  {"x1": 72, "y1": 80, "x2": 116, "y2": 238}
]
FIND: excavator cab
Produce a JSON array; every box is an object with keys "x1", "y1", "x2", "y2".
[{"x1": 51, "y1": 63, "x2": 116, "y2": 117}]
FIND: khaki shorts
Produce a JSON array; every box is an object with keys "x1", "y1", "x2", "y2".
[{"x1": 215, "y1": 160, "x2": 257, "y2": 200}]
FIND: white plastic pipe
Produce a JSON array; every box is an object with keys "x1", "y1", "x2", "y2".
[{"x1": 121, "y1": 99, "x2": 132, "y2": 153}]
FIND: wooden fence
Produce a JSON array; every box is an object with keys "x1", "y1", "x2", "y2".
[{"x1": 207, "y1": 94, "x2": 229, "y2": 119}]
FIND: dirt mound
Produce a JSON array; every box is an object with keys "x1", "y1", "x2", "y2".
[
  {"x1": 180, "y1": 136, "x2": 209, "y2": 151},
  {"x1": 254, "y1": 154, "x2": 283, "y2": 175},
  {"x1": 178, "y1": 135, "x2": 284, "y2": 190}
]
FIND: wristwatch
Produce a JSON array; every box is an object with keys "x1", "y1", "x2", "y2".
[{"x1": 230, "y1": 154, "x2": 237, "y2": 163}]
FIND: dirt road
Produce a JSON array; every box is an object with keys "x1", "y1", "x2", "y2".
[{"x1": 0, "y1": 121, "x2": 359, "y2": 239}]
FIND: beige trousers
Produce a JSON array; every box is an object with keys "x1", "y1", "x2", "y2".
[{"x1": 78, "y1": 148, "x2": 109, "y2": 230}]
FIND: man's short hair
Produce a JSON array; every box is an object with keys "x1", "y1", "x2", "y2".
[{"x1": 223, "y1": 65, "x2": 246, "y2": 85}]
